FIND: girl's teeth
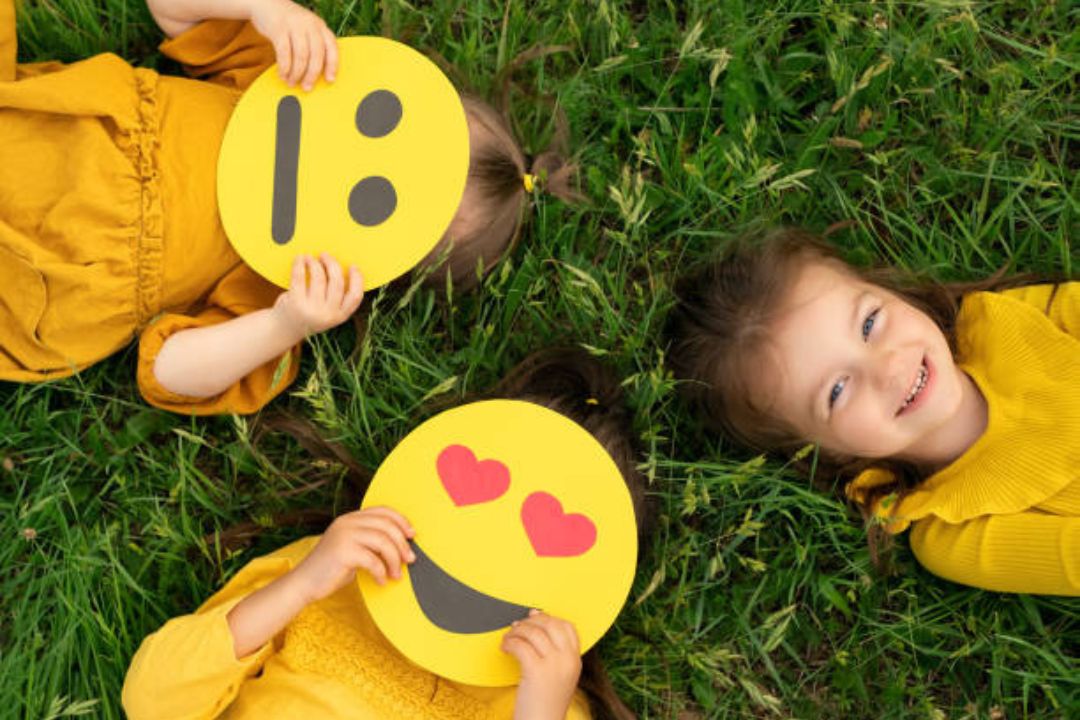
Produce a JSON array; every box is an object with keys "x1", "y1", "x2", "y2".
[{"x1": 901, "y1": 363, "x2": 927, "y2": 410}]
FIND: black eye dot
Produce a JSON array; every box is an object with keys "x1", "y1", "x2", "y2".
[
  {"x1": 349, "y1": 176, "x2": 397, "y2": 226},
  {"x1": 355, "y1": 90, "x2": 402, "y2": 138}
]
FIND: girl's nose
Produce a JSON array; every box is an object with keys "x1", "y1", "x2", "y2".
[{"x1": 870, "y1": 347, "x2": 905, "y2": 393}]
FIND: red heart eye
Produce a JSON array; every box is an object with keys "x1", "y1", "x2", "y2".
[
  {"x1": 436, "y1": 445, "x2": 511, "y2": 506},
  {"x1": 520, "y1": 492, "x2": 597, "y2": 557}
]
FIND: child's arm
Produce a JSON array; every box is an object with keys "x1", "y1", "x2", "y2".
[
  {"x1": 122, "y1": 508, "x2": 415, "y2": 720},
  {"x1": 227, "y1": 507, "x2": 415, "y2": 657},
  {"x1": 146, "y1": 0, "x2": 250, "y2": 37},
  {"x1": 121, "y1": 538, "x2": 310, "y2": 720},
  {"x1": 502, "y1": 611, "x2": 585, "y2": 720},
  {"x1": 909, "y1": 512, "x2": 1080, "y2": 596},
  {"x1": 151, "y1": 254, "x2": 362, "y2": 401},
  {"x1": 146, "y1": 0, "x2": 337, "y2": 90}
]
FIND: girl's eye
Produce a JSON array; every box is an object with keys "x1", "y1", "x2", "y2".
[
  {"x1": 861, "y1": 308, "x2": 880, "y2": 340},
  {"x1": 828, "y1": 378, "x2": 846, "y2": 408}
]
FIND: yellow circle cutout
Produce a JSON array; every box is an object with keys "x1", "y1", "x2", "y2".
[
  {"x1": 359, "y1": 400, "x2": 638, "y2": 686},
  {"x1": 218, "y1": 36, "x2": 469, "y2": 289}
]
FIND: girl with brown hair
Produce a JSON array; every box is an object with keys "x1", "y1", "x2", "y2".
[
  {"x1": 0, "y1": 0, "x2": 578, "y2": 415},
  {"x1": 667, "y1": 227, "x2": 1078, "y2": 595},
  {"x1": 123, "y1": 348, "x2": 649, "y2": 720}
]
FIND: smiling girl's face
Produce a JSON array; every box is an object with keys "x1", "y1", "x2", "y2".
[{"x1": 757, "y1": 259, "x2": 970, "y2": 462}]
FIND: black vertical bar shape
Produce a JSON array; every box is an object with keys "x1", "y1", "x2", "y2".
[{"x1": 271, "y1": 96, "x2": 302, "y2": 245}]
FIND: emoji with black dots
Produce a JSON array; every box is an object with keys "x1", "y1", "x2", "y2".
[{"x1": 218, "y1": 37, "x2": 470, "y2": 289}]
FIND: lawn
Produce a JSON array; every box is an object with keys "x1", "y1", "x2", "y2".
[{"x1": 1, "y1": 0, "x2": 1077, "y2": 718}]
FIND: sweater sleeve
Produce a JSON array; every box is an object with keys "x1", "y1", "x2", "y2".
[
  {"x1": 122, "y1": 537, "x2": 319, "y2": 720},
  {"x1": 158, "y1": 19, "x2": 275, "y2": 91},
  {"x1": 998, "y1": 282, "x2": 1080, "y2": 338},
  {"x1": 909, "y1": 512, "x2": 1080, "y2": 596},
  {"x1": 136, "y1": 264, "x2": 301, "y2": 416}
]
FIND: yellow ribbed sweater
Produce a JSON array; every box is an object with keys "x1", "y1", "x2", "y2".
[{"x1": 850, "y1": 283, "x2": 1079, "y2": 596}]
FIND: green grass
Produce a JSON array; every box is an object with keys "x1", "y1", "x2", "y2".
[{"x1": 2, "y1": 0, "x2": 1078, "y2": 717}]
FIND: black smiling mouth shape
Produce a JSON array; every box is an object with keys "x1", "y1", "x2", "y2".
[{"x1": 407, "y1": 540, "x2": 531, "y2": 634}]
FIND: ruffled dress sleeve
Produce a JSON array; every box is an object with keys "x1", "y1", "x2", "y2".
[
  {"x1": 122, "y1": 537, "x2": 318, "y2": 720},
  {"x1": 136, "y1": 264, "x2": 301, "y2": 416},
  {"x1": 158, "y1": 18, "x2": 276, "y2": 91}
]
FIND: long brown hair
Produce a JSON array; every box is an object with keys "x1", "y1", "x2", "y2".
[
  {"x1": 247, "y1": 348, "x2": 649, "y2": 719},
  {"x1": 666, "y1": 226, "x2": 1051, "y2": 559}
]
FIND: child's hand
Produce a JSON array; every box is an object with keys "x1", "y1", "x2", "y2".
[
  {"x1": 249, "y1": 0, "x2": 339, "y2": 91},
  {"x1": 272, "y1": 253, "x2": 364, "y2": 339},
  {"x1": 289, "y1": 507, "x2": 416, "y2": 604},
  {"x1": 503, "y1": 610, "x2": 582, "y2": 720}
]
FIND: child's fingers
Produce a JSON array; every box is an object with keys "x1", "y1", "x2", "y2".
[
  {"x1": 288, "y1": 28, "x2": 310, "y2": 86},
  {"x1": 352, "y1": 529, "x2": 406, "y2": 580},
  {"x1": 322, "y1": 253, "x2": 344, "y2": 303},
  {"x1": 501, "y1": 634, "x2": 542, "y2": 666},
  {"x1": 349, "y1": 546, "x2": 389, "y2": 585},
  {"x1": 505, "y1": 620, "x2": 553, "y2": 658},
  {"x1": 334, "y1": 508, "x2": 415, "y2": 561},
  {"x1": 561, "y1": 622, "x2": 580, "y2": 654},
  {"x1": 527, "y1": 611, "x2": 579, "y2": 653},
  {"x1": 349, "y1": 513, "x2": 415, "y2": 564},
  {"x1": 341, "y1": 266, "x2": 364, "y2": 313},
  {"x1": 360, "y1": 505, "x2": 415, "y2": 539},
  {"x1": 274, "y1": 32, "x2": 292, "y2": 83},
  {"x1": 322, "y1": 26, "x2": 338, "y2": 82},
  {"x1": 354, "y1": 528, "x2": 404, "y2": 578},
  {"x1": 289, "y1": 254, "x2": 307, "y2": 291},
  {"x1": 301, "y1": 26, "x2": 325, "y2": 91},
  {"x1": 305, "y1": 254, "x2": 326, "y2": 300}
]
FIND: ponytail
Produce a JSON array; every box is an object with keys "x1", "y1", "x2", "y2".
[{"x1": 418, "y1": 45, "x2": 583, "y2": 290}]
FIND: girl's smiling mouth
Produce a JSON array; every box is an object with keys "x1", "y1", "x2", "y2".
[{"x1": 896, "y1": 355, "x2": 933, "y2": 416}]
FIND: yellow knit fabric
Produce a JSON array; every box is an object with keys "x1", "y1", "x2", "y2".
[
  {"x1": 122, "y1": 537, "x2": 594, "y2": 719},
  {"x1": 0, "y1": 8, "x2": 301, "y2": 415},
  {"x1": 849, "y1": 283, "x2": 1080, "y2": 595}
]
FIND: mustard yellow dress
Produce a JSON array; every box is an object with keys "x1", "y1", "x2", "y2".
[
  {"x1": 849, "y1": 283, "x2": 1079, "y2": 595},
  {"x1": 122, "y1": 536, "x2": 594, "y2": 720},
  {"x1": 0, "y1": 2, "x2": 299, "y2": 415}
]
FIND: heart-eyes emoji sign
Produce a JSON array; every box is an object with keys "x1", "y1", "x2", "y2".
[{"x1": 358, "y1": 400, "x2": 638, "y2": 686}]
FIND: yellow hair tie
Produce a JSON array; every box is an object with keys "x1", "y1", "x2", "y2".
[
  {"x1": 522, "y1": 173, "x2": 537, "y2": 193},
  {"x1": 585, "y1": 397, "x2": 599, "y2": 406}
]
